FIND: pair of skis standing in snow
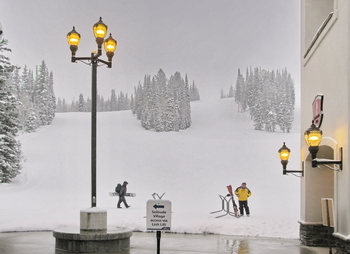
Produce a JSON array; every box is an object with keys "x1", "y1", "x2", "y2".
[{"x1": 227, "y1": 182, "x2": 252, "y2": 218}]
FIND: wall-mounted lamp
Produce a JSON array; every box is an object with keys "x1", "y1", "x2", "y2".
[
  {"x1": 278, "y1": 142, "x2": 304, "y2": 176},
  {"x1": 304, "y1": 121, "x2": 342, "y2": 170}
]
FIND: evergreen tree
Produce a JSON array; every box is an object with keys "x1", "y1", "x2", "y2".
[
  {"x1": 24, "y1": 110, "x2": 38, "y2": 133},
  {"x1": 234, "y1": 66, "x2": 295, "y2": 132},
  {"x1": 133, "y1": 83, "x2": 143, "y2": 118},
  {"x1": 245, "y1": 67, "x2": 255, "y2": 119},
  {"x1": 154, "y1": 69, "x2": 167, "y2": 132},
  {"x1": 62, "y1": 98, "x2": 67, "y2": 112},
  {"x1": 140, "y1": 75, "x2": 153, "y2": 130},
  {"x1": 228, "y1": 85, "x2": 234, "y2": 98},
  {"x1": 110, "y1": 89, "x2": 117, "y2": 111},
  {"x1": 165, "y1": 74, "x2": 177, "y2": 131},
  {"x1": 220, "y1": 85, "x2": 235, "y2": 99},
  {"x1": 189, "y1": 81, "x2": 200, "y2": 101},
  {"x1": 234, "y1": 68, "x2": 245, "y2": 113},
  {"x1": 35, "y1": 61, "x2": 55, "y2": 125},
  {"x1": 47, "y1": 71, "x2": 56, "y2": 123},
  {"x1": 0, "y1": 39, "x2": 22, "y2": 182},
  {"x1": 56, "y1": 97, "x2": 63, "y2": 112},
  {"x1": 133, "y1": 69, "x2": 193, "y2": 132},
  {"x1": 179, "y1": 74, "x2": 191, "y2": 129},
  {"x1": 78, "y1": 93, "x2": 85, "y2": 112}
]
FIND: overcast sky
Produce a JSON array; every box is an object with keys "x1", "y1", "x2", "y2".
[{"x1": 1, "y1": 0, "x2": 300, "y2": 101}]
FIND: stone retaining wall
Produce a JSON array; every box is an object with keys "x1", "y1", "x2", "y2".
[{"x1": 299, "y1": 222, "x2": 335, "y2": 247}]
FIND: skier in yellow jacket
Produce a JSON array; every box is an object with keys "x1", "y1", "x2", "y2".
[{"x1": 234, "y1": 182, "x2": 252, "y2": 217}]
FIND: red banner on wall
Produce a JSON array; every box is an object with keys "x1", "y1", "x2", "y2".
[{"x1": 312, "y1": 95, "x2": 324, "y2": 128}]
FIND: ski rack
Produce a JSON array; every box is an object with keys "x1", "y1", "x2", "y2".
[
  {"x1": 152, "y1": 192, "x2": 165, "y2": 200},
  {"x1": 210, "y1": 194, "x2": 237, "y2": 218}
]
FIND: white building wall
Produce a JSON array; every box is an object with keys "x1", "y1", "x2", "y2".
[{"x1": 301, "y1": 0, "x2": 350, "y2": 237}]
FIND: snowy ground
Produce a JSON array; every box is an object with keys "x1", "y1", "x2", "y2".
[{"x1": 0, "y1": 98, "x2": 301, "y2": 239}]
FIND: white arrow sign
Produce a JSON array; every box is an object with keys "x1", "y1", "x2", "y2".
[{"x1": 146, "y1": 200, "x2": 171, "y2": 231}]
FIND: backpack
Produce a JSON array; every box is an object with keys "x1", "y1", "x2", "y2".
[{"x1": 115, "y1": 183, "x2": 121, "y2": 193}]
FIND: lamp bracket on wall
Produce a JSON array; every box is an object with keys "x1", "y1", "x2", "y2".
[
  {"x1": 283, "y1": 161, "x2": 304, "y2": 177},
  {"x1": 312, "y1": 147, "x2": 343, "y2": 171},
  {"x1": 284, "y1": 170, "x2": 304, "y2": 177}
]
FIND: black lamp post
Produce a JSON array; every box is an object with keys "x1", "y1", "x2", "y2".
[{"x1": 67, "y1": 17, "x2": 117, "y2": 207}]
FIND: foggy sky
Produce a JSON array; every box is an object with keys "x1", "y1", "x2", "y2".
[{"x1": 1, "y1": 0, "x2": 300, "y2": 101}]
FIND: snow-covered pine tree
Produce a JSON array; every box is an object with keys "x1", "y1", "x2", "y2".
[
  {"x1": 110, "y1": 89, "x2": 117, "y2": 111},
  {"x1": 62, "y1": 98, "x2": 68, "y2": 112},
  {"x1": 228, "y1": 85, "x2": 234, "y2": 98},
  {"x1": 154, "y1": 69, "x2": 167, "y2": 132},
  {"x1": 0, "y1": 39, "x2": 22, "y2": 183},
  {"x1": 245, "y1": 67, "x2": 255, "y2": 119},
  {"x1": 179, "y1": 74, "x2": 191, "y2": 130},
  {"x1": 133, "y1": 83, "x2": 143, "y2": 119},
  {"x1": 85, "y1": 97, "x2": 91, "y2": 112},
  {"x1": 78, "y1": 93, "x2": 85, "y2": 112},
  {"x1": 234, "y1": 66, "x2": 295, "y2": 132},
  {"x1": 130, "y1": 94, "x2": 134, "y2": 114},
  {"x1": 165, "y1": 74, "x2": 177, "y2": 131},
  {"x1": 234, "y1": 68, "x2": 245, "y2": 113},
  {"x1": 47, "y1": 71, "x2": 56, "y2": 123},
  {"x1": 34, "y1": 61, "x2": 55, "y2": 125},
  {"x1": 277, "y1": 69, "x2": 295, "y2": 133},
  {"x1": 189, "y1": 81, "x2": 200, "y2": 101},
  {"x1": 97, "y1": 95, "x2": 103, "y2": 112},
  {"x1": 117, "y1": 91, "x2": 129, "y2": 111},
  {"x1": 171, "y1": 72, "x2": 182, "y2": 132},
  {"x1": 252, "y1": 67, "x2": 264, "y2": 130},
  {"x1": 133, "y1": 70, "x2": 193, "y2": 132},
  {"x1": 262, "y1": 70, "x2": 276, "y2": 132},
  {"x1": 140, "y1": 75, "x2": 153, "y2": 130},
  {"x1": 285, "y1": 71, "x2": 295, "y2": 133},
  {"x1": 24, "y1": 110, "x2": 38, "y2": 133}
]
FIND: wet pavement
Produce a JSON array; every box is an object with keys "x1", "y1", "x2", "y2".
[{"x1": 0, "y1": 231, "x2": 334, "y2": 254}]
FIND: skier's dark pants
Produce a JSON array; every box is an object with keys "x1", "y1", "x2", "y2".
[
  {"x1": 238, "y1": 200, "x2": 250, "y2": 215},
  {"x1": 117, "y1": 195, "x2": 129, "y2": 208}
]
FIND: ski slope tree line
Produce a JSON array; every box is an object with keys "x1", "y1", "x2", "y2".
[
  {"x1": 56, "y1": 89, "x2": 133, "y2": 113},
  {"x1": 6, "y1": 61, "x2": 56, "y2": 133},
  {"x1": 1, "y1": 39, "x2": 56, "y2": 182},
  {"x1": 132, "y1": 69, "x2": 199, "y2": 132},
  {"x1": 56, "y1": 71, "x2": 200, "y2": 118},
  {"x1": 234, "y1": 67, "x2": 295, "y2": 133}
]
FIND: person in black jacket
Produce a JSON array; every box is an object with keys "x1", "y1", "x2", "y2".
[{"x1": 117, "y1": 181, "x2": 130, "y2": 208}]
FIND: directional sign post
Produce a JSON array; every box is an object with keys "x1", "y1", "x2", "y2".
[{"x1": 147, "y1": 199, "x2": 171, "y2": 254}]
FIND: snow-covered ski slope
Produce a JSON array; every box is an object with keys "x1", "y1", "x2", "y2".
[{"x1": 0, "y1": 98, "x2": 301, "y2": 238}]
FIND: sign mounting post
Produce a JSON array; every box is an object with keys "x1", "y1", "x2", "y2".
[{"x1": 147, "y1": 199, "x2": 172, "y2": 254}]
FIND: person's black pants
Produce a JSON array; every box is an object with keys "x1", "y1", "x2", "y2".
[
  {"x1": 117, "y1": 195, "x2": 129, "y2": 208},
  {"x1": 238, "y1": 200, "x2": 250, "y2": 215}
]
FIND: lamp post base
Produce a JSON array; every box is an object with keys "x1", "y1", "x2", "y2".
[{"x1": 53, "y1": 208, "x2": 132, "y2": 253}]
